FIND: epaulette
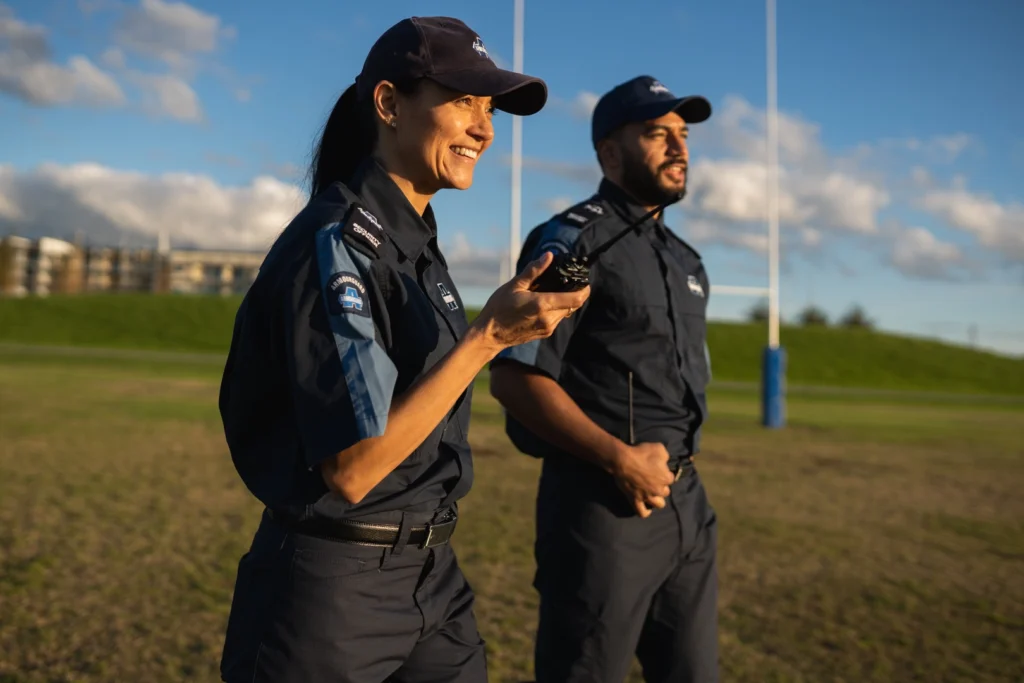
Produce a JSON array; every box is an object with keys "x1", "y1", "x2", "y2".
[
  {"x1": 557, "y1": 197, "x2": 609, "y2": 228},
  {"x1": 339, "y1": 203, "x2": 389, "y2": 260}
]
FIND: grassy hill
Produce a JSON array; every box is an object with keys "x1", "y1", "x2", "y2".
[{"x1": 1, "y1": 293, "x2": 1022, "y2": 395}]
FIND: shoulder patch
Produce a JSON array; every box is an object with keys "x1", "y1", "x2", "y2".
[
  {"x1": 325, "y1": 271, "x2": 371, "y2": 318},
  {"x1": 559, "y1": 197, "x2": 608, "y2": 228},
  {"x1": 340, "y1": 203, "x2": 388, "y2": 259}
]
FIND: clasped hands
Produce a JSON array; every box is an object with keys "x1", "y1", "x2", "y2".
[{"x1": 610, "y1": 441, "x2": 677, "y2": 519}]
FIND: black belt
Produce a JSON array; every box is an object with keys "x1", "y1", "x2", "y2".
[{"x1": 268, "y1": 508, "x2": 457, "y2": 549}]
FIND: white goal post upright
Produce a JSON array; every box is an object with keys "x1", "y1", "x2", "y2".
[
  {"x1": 508, "y1": 0, "x2": 525, "y2": 280},
  {"x1": 762, "y1": 0, "x2": 786, "y2": 428}
]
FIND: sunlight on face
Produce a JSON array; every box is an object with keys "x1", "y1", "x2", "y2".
[
  {"x1": 623, "y1": 111, "x2": 690, "y2": 196},
  {"x1": 601, "y1": 110, "x2": 690, "y2": 206},
  {"x1": 392, "y1": 81, "x2": 496, "y2": 193}
]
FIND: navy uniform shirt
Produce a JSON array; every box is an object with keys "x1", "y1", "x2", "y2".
[
  {"x1": 495, "y1": 178, "x2": 712, "y2": 465},
  {"x1": 219, "y1": 156, "x2": 473, "y2": 522}
]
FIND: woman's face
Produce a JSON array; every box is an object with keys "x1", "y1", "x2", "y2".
[{"x1": 380, "y1": 80, "x2": 496, "y2": 193}]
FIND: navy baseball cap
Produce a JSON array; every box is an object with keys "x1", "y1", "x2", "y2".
[
  {"x1": 591, "y1": 75, "x2": 711, "y2": 146},
  {"x1": 355, "y1": 16, "x2": 548, "y2": 116}
]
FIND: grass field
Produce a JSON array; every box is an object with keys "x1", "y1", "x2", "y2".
[
  {"x1": 2, "y1": 293, "x2": 1023, "y2": 394},
  {"x1": 1, "y1": 346, "x2": 1022, "y2": 682}
]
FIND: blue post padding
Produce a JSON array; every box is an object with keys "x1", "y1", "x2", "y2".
[{"x1": 761, "y1": 346, "x2": 786, "y2": 428}]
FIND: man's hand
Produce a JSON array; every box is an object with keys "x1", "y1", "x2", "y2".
[{"x1": 610, "y1": 441, "x2": 674, "y2": 518}]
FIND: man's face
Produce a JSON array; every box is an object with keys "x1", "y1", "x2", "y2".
[{"x1": 604, "y1": 110, "x2": 689, "y2": 207}]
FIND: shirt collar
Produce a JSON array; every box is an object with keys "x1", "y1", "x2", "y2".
[
  {"x1": 597, "y1": 178, "x2": 705, "y2": 259},
  {"x1": 597, "y1": 178, "x2": 668, "y2": 231},
  {"x1": 348, "y1": 156, "x2": 437, "y2": 261}
]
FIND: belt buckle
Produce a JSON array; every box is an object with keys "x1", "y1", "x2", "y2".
[
  {"x1": 420, "y1": 517, "x2": 456, "y2": 549},
  {"x1": 673, "y1": 456, "x2": 693, "y2": 482},
  {"x1": 421, "y1": 523, "x2": 438, "y2": 549}
]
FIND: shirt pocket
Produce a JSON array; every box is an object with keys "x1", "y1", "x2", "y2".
[{"x1": 593, "y1": 249, "x2": 668, "y2": 323}]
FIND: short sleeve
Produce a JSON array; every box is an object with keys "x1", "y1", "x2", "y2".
[
  {"x1": 284, "y1": 220, "x2": 398, "y2": 468},
  {"x1": 493, "y1": 218, "x2": 589, "y2": 381}
]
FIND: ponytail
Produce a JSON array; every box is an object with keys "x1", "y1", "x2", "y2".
[
  {"x1": 307, "y1": 83, "x2": 377, "y2": 200},
  {"x1": 306, "y1": 79, "x2": 422, "y2": 200}
]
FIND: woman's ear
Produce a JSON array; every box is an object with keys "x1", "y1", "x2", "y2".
[{"x1": 373, "y1": 81, "x2": 399, "y2": 129}]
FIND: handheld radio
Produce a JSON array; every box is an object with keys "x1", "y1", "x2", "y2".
[{"x1": 529, "y1": 191, "x2": 684, "y2": 293}]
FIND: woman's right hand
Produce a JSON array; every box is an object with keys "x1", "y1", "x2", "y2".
[{"x1": 471, "y1": 251, "x2": 591, "y2": 353}]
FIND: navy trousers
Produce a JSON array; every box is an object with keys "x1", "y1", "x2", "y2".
[
  {"x1": 220, "y1": 509, "x2": 487, "y2": 683},
  {"x1": 532, "y1": 455, "x2": 719, "y2": 683}
]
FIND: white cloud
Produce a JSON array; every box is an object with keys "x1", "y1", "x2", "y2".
[
  {"x1": 114, "y1": 0, "x2": 230, "y2": 69},
  {"x1": 711, "y1": 94, "x2": 827, "y2": 167},
  {"x1": 100, "y1": 47, "x2": 126, "y2": 69},
  {"x1": 0, "y1": 1, "x2": 240, "y2": 122},
  {"x1": 547, "y1": 90, "x2": 600, "y2": 121},
  {"x1": 916, "y1": 176, "x2": 1024, "y2": 262},
  {"x1": 686, "y1": 158, "x2": 809, "y2": 225},
  {"x1": 922, "y1": 133, "x2": 974, "y2": 160},
  {"x1": 440, "y1": 232, "x2": 506, "y2": 288},
  {"x1": 889, "y1": 226, "x2": 965, "y2": 280},
  {"x1": 686, "y1": 158, "x2": 888, "y2": 236},
  {"x1": 686, "y1": 96, "x2": 891, "y2": 235},
  {"x1": 685, "y1": 218, "x2": 769, "y2": 253},
  {"x1": 857, "y1": 133, "x2": 978, "y2": 166},
  {"x1": 571, "y1": 91, "x2": 599, "y2": 119},
  {"x1": 542, "y1": 196, "x2": 574, "y2": 214},
  {"x1": 0, "y1": 4, "x2": 125, "y2": 107},
  {"x1": 0, "y1": 162, "x2": 305, "y2": 251},
  {"x1": 126, "y1": 70, "x2": 202, "y2": 121},
  {"x1": 516, "y1": 156, "x2": 600, "y2": 185},
  {"x1": 78, "y1": 0, "x2": 125, "y2": 14}
]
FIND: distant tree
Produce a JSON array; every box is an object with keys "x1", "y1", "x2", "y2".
[
  {"x1": 746, "y1": 299, "x2": 769, "y2": 323},
  {"x1": 797, "y1": 304, "x2": 829, "y2": 326},
  {"x1": 838, "y1": 304, "x2": 874, "y2": 329}
]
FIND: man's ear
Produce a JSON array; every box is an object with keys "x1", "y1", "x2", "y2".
[{"x1": 596, "y1": 138, "x2": 620, "y2": 174}]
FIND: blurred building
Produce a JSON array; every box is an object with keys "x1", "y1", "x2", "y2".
[
  {"x1": 0, "y1": 236, "x2": 84, "y2": 296},
  {"x1": 0, "y1": 233, "x2": 265, "y2": 297},
  {"x1": 0, "y1": 235, "x2": 31, "y2": 296},
  {"x1": 167, "y1": 248, "x2": 263, "y2": 295}
]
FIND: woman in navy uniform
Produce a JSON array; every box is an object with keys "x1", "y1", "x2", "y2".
[{"x1": 217, "y1": 16, "x2": 589, "y2": 683}]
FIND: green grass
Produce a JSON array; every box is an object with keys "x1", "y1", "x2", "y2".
[
  {"x1": 1, "y1": 347, "x2": 1022, "y2": 682},
  {"x1": 0, "y1": 293, "x2": 243, "y2": 353},
  {"x1": 2, "y1": 293, "x2": 1023, "y2": 396}
]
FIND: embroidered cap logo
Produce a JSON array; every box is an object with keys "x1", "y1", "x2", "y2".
[
  {"x1": 472, "y1": 36, "x2": 488, "y2": 58},
  {"x1": 687, "y1": 275, "x2": 705, "y2": 298}
]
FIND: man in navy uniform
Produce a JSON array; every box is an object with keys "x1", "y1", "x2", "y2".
[{"x1": 489, "y1": 75, "x2": 719, "y2": 683}]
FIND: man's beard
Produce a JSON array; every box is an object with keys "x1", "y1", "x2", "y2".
[{"x1": 620, "y1": 154, "x2": 688, "y2": 207}]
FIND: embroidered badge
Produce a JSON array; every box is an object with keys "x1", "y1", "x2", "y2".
[
  {"x1": 341, "y1": 204, "x2": 387, "y2": 259},
  {"x1": 327, "y1": 271, "x2": 371, "y2": 317},
  {"x1": 437, "y1": 282, "x2": 459, "y2": 311}
]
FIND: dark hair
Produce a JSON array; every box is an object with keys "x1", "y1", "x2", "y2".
[{"x1": 306, "y1": 79, "x2": 420, "y2": 200}]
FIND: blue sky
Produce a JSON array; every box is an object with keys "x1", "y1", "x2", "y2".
[{"x1": 1, "y1": 0, "x2": 1022, "y2": 357}]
